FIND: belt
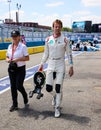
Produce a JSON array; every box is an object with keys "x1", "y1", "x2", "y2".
[{"x1": 49, "y1": 57, "x2": 63, "y2": 60}]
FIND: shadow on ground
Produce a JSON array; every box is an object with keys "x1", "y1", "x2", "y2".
[{"x1": 17, "y1": 106, "x2": 91, "y2": 124}]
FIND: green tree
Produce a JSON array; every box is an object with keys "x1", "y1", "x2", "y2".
[{"x1": 62, "y1": 27, "x2": 72, "y2": 32}]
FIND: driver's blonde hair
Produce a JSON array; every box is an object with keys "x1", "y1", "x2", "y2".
[{"x1": 52, "y1": 19, "x2": 63, "y2": 28}]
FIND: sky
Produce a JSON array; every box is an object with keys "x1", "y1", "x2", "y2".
[{"x1": 0, "y1": 0, "x2": 101, "y2": 28}]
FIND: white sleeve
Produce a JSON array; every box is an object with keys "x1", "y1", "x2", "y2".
[
  {"x1": 41, "y1": 38, "x2": 49, "y2": 65},
  {"x1": 22, "y1": 45, "x2": 29, "y2": 56},
  {"x1": 65, "y1": 37, "x2": 73, "y2": 67}
]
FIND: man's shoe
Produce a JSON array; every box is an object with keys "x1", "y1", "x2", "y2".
[
  {"x1": 25, "y1": 102, "x2": 29, "y2": 107},
  {"x1": 54, "y1": 107, "x2": 61, "y2": 118},
  {"x1": 9, "y1": 105, "x2": 18, "y2": 112}
]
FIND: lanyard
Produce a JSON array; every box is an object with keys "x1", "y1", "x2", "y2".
[{"x1": 11, "y1": 44, "x2": 17, "y2": 60}]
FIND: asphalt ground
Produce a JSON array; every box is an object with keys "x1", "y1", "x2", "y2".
[{"x1": 0, "y1": 51, "x2": 101, "y2": 130}]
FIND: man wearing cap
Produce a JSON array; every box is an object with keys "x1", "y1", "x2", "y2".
[{"x1": 6, "y1": 30, "x2": 30, "y2": 112}]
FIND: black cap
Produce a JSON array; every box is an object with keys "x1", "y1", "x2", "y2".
[{"x1": 11, "y1": 30, "x2": 20, "y2": 37}]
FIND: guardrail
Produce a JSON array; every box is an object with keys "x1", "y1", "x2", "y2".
[
  {"x1": 0, "y1": 46, "x2": 44, "y2": 60},
  {"x1": 0, "y1": 41, "x2": 45, "y2": 50}
]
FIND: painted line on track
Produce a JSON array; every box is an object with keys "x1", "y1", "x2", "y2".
[{"x1": 0, "y1": 51, "x2": 83, "y2": 94}]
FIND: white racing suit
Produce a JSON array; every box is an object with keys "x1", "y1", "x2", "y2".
[{"x1": 41, "y1": 34, "x2": 73, "y2": 108}]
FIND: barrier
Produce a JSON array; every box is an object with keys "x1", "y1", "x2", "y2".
[
  {"x1": 0, "y1": 41, "x2": 45, "y2": 50},
  {"x1": 26, "y1": 41, "x2": 45, "y2": 47},
  {"x1": 0, "y1": 50, "x2": 7, "y2": 60},
  {"x1": 0, "y1": 37, "x2": 2, "y2": 42},
  {"x1": 4, "y1": 38, "x2": 12, "y2": 43},
  {"x1": 0, "y1": 42, "x2": 11, "y2": 50},
  {"x1": 0, "y1": 46, "x2": 44, "y2": 60},
  {"x1": 28, "y1": 46, "x2": 44, "y2": 54}
]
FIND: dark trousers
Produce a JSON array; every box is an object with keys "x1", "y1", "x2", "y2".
[{"x1": 8, "y1": 65, "x2": 28, "y2": 107}]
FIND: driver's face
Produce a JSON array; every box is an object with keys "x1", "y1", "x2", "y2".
[{"x1": 53, "y1": 23, "x2": 62, "y2": 35}]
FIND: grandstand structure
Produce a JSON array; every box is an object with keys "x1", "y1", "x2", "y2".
[
  {"x1": 0, "y1": 20, "x2": 101, "y2": 44},
  {"x1": 0, "y1": 20, "x2": 52, "y2": 42}
]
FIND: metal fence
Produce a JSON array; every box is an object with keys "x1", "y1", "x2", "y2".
[
  {"x1": 0, "y1": 23, "x2": 52, "y2": 42},
  {"x1": 0, "y1": 23, "x2": 101, "y2": 43}
]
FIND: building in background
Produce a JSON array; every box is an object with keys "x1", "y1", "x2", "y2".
[
  {"x1": 4, "y1": 19, "x2": 51, "y2": 31},
  {"x1": 0, "y1": 19, "x2": 51, "y2": 42}
]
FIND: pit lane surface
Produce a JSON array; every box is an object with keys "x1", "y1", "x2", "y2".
[
  {"x1": 0, "y1": 51, "x2": 82, "y2": 94},
  {"x1": 0, "y1": 51, "x2": 101, "y2": 130}
]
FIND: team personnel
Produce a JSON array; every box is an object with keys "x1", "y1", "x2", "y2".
[
  {"x1": 38, "y1": 19, "x2": 74, "y2": 117},
  {"x1": 6, "y1": 30, "x2": 29, "y2": 112}
]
